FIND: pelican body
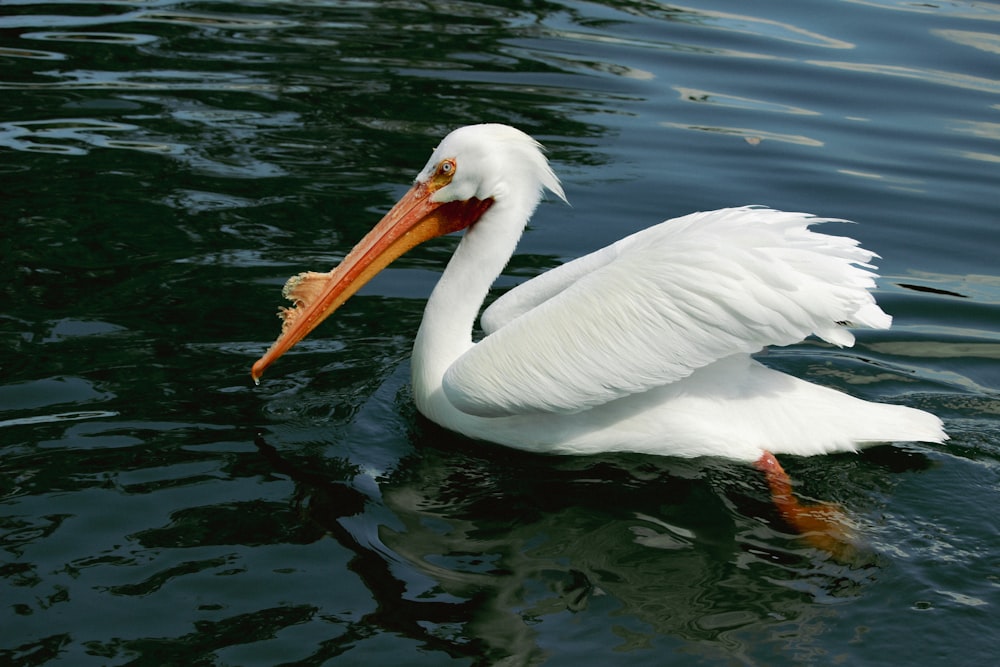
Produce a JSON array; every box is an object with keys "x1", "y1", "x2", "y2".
[{"x1": 251, "y1": 124, "x2": 946, "y2": 465}]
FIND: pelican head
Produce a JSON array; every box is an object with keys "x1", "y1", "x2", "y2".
[
  {"x1": 417, "y1": 124, "x2": 565, "y2": 206},
  {"x1": 251, "y1": 124, "x2": 564, "y2": 382}
]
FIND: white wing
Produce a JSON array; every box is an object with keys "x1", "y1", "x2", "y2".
[
  {"x1": 443, "y1": 207, "x2": 891, "y2": 417},
  {"x1": 480, "y1": 242, "x2": 618, "y2": 335}
]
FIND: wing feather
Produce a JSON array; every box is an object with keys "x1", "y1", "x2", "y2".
[
  {"x1": 444, "y1": 207, "x2": 891, "y2": 417},
  {"x1": 480, "y1": 244, "x2": 617, "y2": 335}
]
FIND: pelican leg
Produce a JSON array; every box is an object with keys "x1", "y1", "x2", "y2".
[{"x1": 754, "y1": 451, "x2": 855, "y2": 558}]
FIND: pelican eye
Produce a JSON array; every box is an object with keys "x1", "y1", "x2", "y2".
[{"x1": 429, "y1": 158, "x2": 457, "y2": 190}]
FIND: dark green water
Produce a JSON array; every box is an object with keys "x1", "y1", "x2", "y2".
[{"x1": 2, "y1": 1, "x2": 998, "y2": 665}]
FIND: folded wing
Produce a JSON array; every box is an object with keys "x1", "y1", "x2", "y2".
[{"x1": 445, "y1": 206, "x2": 891, "y2": 417}]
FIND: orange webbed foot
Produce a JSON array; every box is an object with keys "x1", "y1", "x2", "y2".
[{"x1": 754, "y1": 451, "x2": 857, "y2": 559}]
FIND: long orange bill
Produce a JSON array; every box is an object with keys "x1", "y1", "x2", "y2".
[{"x1": 251, "y1": 181, "x2": 493, "y2": 383}]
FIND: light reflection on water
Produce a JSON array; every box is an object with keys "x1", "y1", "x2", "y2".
[{"x1": 1, "y1": 0, "x2": 999, "y2": 665}]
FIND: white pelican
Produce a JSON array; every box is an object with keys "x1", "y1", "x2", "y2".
[{"x1": 252, "y1": 124, "x2": 946, "y2": 538}]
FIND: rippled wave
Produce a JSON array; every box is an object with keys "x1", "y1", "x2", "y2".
[{"x1": 2, "y1": 1, "x2": 999, "y2": 665}]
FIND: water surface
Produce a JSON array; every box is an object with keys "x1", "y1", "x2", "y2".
[{"x1": 2, "y1": 1, "x2": 999, "y2": 665}]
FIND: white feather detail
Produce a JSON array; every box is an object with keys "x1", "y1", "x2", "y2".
[{"x1": 444, "y1": 206, "x2": 890, "y2": 418}]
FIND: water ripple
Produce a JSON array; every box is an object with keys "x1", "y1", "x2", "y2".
[
  {"x1": 660, "y1": 121, "x2": 824, "y2": 147},
  {"x1": 0, "y1": 69, "x2": 310, "y2": 93},
  {"x1": 0, "y1": 7, "x2": 299, "y2": 31},
  {"x1": 0, "y1": 99, "x2": 296, "y2": 175},
  {"x1": 675, "y1": 87, "x2": 821, "y2": 115},
  {"x1": 809, "y1": 60, "x2": 1000, "y2": 94},
  {"x1": 0, "y1": 117, "x2": 181, "y2": 155},
  {"x1": 620, "y1": 3, "x2": 854, "y2": 49},
  {"x1": 846, "y1": 0, "x2": 1000, "y2": 21},
  {"x1": 136, "y1": 10, "x2": 299, "y2": 30},
  {"x1": 0, "y1": 411, "x2": 120, "y2": 429},
  {"x1": 934, "y1": 29, "x2": 1000, "y2": 54},
  {"x1": 0, "y1": 45, "x2": 65, "y2": 60},
  {"x1": 21, "y1": 30, "x2": 158, "y2": 45}
]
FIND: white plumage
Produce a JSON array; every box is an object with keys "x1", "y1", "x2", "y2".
[
  {"x1": 444, "y1": 207, "x2": 888, "y2": 417},
  {"x1": 253, "y1": 123, "x2": 947, "y2": 464}
]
